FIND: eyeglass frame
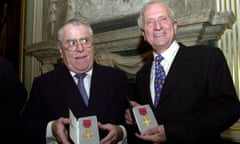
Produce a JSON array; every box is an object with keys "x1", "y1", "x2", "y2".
[{"x1": 58, "y1": 37, "x2": 93, "y2": 51}]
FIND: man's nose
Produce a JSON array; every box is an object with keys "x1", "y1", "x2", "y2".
[
  {"x1": 154, "y1": 21, "x2": 162, "y2": 30},
  {"x1": 75, "y1": 42, "x2": 84, "y2": 52}
]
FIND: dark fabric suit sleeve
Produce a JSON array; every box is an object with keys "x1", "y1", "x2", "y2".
[
  {"x1": 165, "y1": 47, "x2": 240, "y2": 143},
  {"x1": 20, "y1": 78, "x2": 48, "y2": 144}
]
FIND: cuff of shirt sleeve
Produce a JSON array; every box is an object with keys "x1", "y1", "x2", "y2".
[
  {"x1": 118, "y1": 125, "x2": 128, "y2": 144},
  {"x1": 46, "y1": 121, "x2": 58, "y2": 144}
]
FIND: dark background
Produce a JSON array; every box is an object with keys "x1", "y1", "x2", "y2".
[{"x1": 0, "y1": 0, "x2": 22, "y2": 74}]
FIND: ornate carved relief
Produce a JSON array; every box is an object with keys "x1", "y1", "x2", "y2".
[
  {"x1": 66, "y1": 0, "x2": 150, "y2": 23},
  {"x1": 49, "y1": 0, "x2": 58, "y2": 37},
  {"x1": 25, "y1": 0, "x2": 235, "y2": 76},
  {"x1": 95, "y1": 51, "x2": 152, "y2": 80}
]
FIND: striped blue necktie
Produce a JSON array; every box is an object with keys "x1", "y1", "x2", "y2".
[
  {"x1": 76, "y1": 73, "x2": 88, "y2": 106},
  {"x1": 154, "y1": 55, "x2": 166, "y2": 108}
]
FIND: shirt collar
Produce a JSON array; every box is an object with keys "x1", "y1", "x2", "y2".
[
  {"x1": 153, "y1": 40, "x2": 179, "y2": 62},
  {"x1": 70, "y1": 68, "x2": 93, "y2": 77}
]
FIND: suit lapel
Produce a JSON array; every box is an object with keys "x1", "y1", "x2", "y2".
[
  {"x1": 145, "y1": 62, "x2": 155, "y2": 107},
  {"x1": 87, "y1": 64, "x2": 108, "y2": 112},
  {"x1": 54, "y1": 65, "x2": 87, "y2": 116},
  {"x1": 138, "y1": 60, "x2": 155, "y2": 107},
  {"x1": 159, "y1": 45, "x2": 190, "y2": 102}
]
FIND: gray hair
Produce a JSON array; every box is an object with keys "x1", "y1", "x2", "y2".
[
  {"x1": 137, "y1": 1, "x2": 177, "y2": 30},
  {"x1": 57, "y1": 17, "x2": 94, "y2": 41}
]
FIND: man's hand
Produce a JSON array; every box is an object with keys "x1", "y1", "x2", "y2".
[
  {"x1": 98, "y1": 122, "x2": 123, "y2": 144},
  {"x1": 135, "y1": 125, "x2": 166, "y2": 144},
  {"x1": 124, "y1": 100, "x2": 140, "y2": 125},
  {"x1": 52, "y1": 117, "x2": 71, "y2": 144}
]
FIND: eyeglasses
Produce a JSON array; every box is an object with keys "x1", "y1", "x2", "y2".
[{"x1": 60, "y1": 37, "x2": 92, "y2": 51}]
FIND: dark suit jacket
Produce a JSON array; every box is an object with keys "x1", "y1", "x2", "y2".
[
  {"x1": 133, "y1": 44, "x2": 240, "y2": 144},
  {"x1": 0, "y1": 56, "x2": 27, "y2": 143},
  {"x1": 21, "y1": 63, "x2": 131, "y2": 144}
]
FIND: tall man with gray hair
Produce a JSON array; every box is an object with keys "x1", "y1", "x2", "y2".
[{"x1": 125, "y1": 2, "x2": 240, "y2": 144}]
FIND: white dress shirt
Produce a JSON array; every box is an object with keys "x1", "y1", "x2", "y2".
[
  {"x1": 150, "y1": 40, "x2": 180, "y2": 104},
  {"x1": 46, "y1": 68, "x2": 127, "y2": 144}
]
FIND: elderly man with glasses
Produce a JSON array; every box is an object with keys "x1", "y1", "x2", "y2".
[{"x1": 20, "y1": 18, "x2": 132, "y2": 144}]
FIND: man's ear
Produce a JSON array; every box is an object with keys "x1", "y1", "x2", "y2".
[
  {"x1": 57, "y1": 46, "x2": 63, "y2": 58},
  {"x1": 141, "y1": 30, "x2": 146, "y2": 41},
  {"x1": 59, "y1": 49, "x2": 63, "y2": 58},
  {"x1": 173, "y1": 21, "x2": 178, "y2": 34}
]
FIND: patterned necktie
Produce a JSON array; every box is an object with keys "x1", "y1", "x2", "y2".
[
  {"x1": 76, "y1": 73, "x2": 88, "y2": 106},
  {"x1": 154, "y1": 55, "x2": 166, "y2": 108}
]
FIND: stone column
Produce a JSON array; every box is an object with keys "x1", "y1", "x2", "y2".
[{"x1": 25, "y1": 40, "x2": 60, "y2": 74}]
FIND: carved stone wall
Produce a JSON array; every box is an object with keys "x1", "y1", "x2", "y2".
[
  {"x1": 24, "y1": 0, "x2": 239, "y2": 142},
  {"x1": 25, "y1": 0, "x2": 235, "y2": 77}
]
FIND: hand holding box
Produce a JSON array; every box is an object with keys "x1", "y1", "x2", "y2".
[{"x1": 132, "y1": 104, "x2": 158, "y2": 134}]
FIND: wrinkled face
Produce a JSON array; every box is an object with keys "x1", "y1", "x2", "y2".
[
  {"x1": 142, "y1": 3, "x2": 177, "y2": 53},
  {"x1": 59, "y1": 24, "x2": 94, "y2": 73}
]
